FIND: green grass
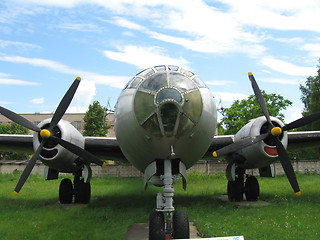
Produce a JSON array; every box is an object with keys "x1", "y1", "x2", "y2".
[{"x1": 0, "y1": 171, "x2": 319, "y2": 240}]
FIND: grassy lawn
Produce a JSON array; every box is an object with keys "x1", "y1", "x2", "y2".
[{"x1": 0, "y1": 171, "x2": 319, "y2": 239}]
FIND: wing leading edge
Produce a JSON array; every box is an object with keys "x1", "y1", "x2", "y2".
[{"x1": 0, "y1": 131, "x2": 319, "y2": 161}]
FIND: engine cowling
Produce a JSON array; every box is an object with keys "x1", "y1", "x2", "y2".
[
  {"x1": 234, "y1": 116, "x2": 288, "y2": 169},
  {"x1": 33, "y1": 118, "x2": 84, "y2": 173}
]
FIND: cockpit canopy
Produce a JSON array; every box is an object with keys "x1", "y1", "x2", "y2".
[{"x1": 127, "y1": 65, "x2": 206, "y2": 138}]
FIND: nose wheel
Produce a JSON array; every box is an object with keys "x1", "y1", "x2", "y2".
[
  {"x1": 149, "y1": 210, "x2": 190, "y2": 240},
  {"x1": 149, "y1": 159, "x2": 190, "y2": 239}
]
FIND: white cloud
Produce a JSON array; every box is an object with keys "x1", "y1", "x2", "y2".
[
  {"x1": 58, "y1": 23, "x2": 101, "y2": 32},
  {"x1": 301, "y1": 42, "x2": 320, "y2": 58},
  {"x1": 0, "y1": 55, "x2": 75, "y2": 74},
  {"x1": 0, "y1": 54, "x2": 129, "y2": 88},
  {"x1": 0, "y1": 72, "x2": 39, "y2": 86},
  {"x1": 226, "y1": 0, "x2": 320, "y2": 32},
  {"x1": 261, "y1": 57, "x2": 318, "y2": 76},
  {"x1": 283, "y1": 107, "x2": 304, "y2": 124},
  {"x1": 109, "y1": 17, "x2": 147, "y2": 31},
  {"x1": 0, "y1": 78, "x2": 39, "y2": 85},
  {"x1": 259, "y1": 78, "x2": 303, "y2": 85},
  {"x1": 103, "y1": 45, "x2": 189, "y2": 69},
  {"x1": 109, "y1": 16, "x2": 265, "y2": 56},
  {"x1": 8, "y1": 0, "x2": 320, "y2": 59},
  {"x1": 29, "y1": 97, "x2": 44, "y2": 104},
  {"x1": 67, "y1": 78, "x2": 96, "y2": 113},
  {"x1": 0, "y1": 40, "x2": 41, "y2": 50}
]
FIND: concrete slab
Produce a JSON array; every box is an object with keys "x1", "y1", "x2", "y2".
[
  {"x1": 123, "y1": 222, "x2": 200, "y2": 240},
  {"x1": 218, "y1": 195, "x2": 271, "y2": 207}
]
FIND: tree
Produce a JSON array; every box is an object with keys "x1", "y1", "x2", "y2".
[
  {"x1": 0, "y1": 122, "x2": 29, "y2": 134},
  {"x1": 83, "y1": 101, "x2": 110, "y2": 136},
  {"x1": 299, "y1": 59, "x2": 320, "y2": 130},
  {"x1": 295, "y1": 60, "x2": 320, "y2": 160},
  {"x1": 220, "y1": 91, "x2": 292, "y2": 135},
  {"x1": 0, "y1": 122, "x2": 30, "y2": 160}
]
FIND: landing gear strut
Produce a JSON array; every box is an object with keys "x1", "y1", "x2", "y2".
[
  {"x1": 149, "y1": 159, "x2": 190, "y2": 240},
  {"x1": 59, "y1": 172, "x2": 91, "y2": 204}
]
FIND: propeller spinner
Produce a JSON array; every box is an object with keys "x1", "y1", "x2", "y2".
[{"x1": 0, "y1": 77, "x2": 106, "y2": 195}]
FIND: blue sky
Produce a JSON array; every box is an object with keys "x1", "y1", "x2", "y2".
[{"x1": 0, "y1": 0, "x2": 320, "y2": 124}]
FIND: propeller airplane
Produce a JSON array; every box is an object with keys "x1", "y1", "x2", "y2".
[{"x1": 1, "y1": 65, "x2": 320, "y2": 239}]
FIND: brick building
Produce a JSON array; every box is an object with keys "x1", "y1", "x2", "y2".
[{"x1": 0, "y1": 113, "x2": 115, "y2": 137}]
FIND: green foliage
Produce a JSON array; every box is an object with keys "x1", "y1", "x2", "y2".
[
  {"x1": 220, "y1": 91, "x2": 292, "y2": 134},
  {"x1": 292, "y1": 60, "x2": 320, "y2": 160},
  {"x1": 83, "y1": 101, "x2": 110, "y2": 136},
  {"x1": 299, "y1": 59, "x2": 320, "y2": 131},
  {"x1": 0, "y1": 122, "x2": 29, "y2": 134},
  {"x1": 0, "y1": 123, "x2": 29, "y2": 160}
]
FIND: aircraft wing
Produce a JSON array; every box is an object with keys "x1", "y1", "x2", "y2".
[
  {"x1": 0, "y1": 134, "x2": 34, "y2": 154},
  {"x1": 83, "y1": 136, "x2": 125, "y2": 160},
  {"x1": 0, "y1": 134, "x2": 125, "y2": 160},
  {"x1": 1, "y1": 131, "x2": 320, "y2": 160}
]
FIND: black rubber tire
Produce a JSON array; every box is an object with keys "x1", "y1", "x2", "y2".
[
  {"x1": 172, "y1": 210, "x2": 190, "y2": 239},
  {"x1": 75, "y1": 179, "x2": 91, "y2": 204},
  {"x1": 227, "y1": 180, "x2": 243, "y2": 202},
  {"x1": 149, "y1": 211, "x2": 165, "y2": 240},
  {"x1": 245, "y1": 176, "x2": 260, "y2": 201},
  {"x1": 59, "y1": 178, "x2": 73, "y2": 204}
]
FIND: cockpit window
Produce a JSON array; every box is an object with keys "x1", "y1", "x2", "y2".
[
  {"x1": 142, "y1": 113, "x2": 162, "y2": 137},
  {"x1": 168, "y1": 65, "x2": 179, "y2": 71},
  {"x1": 180, "y1": 68, "x2": 195, "y2": 78},
  {"x1": 156, "y1": 88, "x2": 183, "y2": 104},
  {"x1": 169, "y1": 72, "x2": 197, "y2": 92},
  {"x1": 160, "y1": 103, "x2": 179, "y2": 137},
  {"x1": 155, "y1": 65, "x2": 166, "y2": 71},
  {"x1": 139, "y1": 72, "x2": 168, "y2": 93},
  {"x1": 138, "y1": 68, "x2": 155, "y2": 78},
  {"x1": 133, "y1": 65, "x2": 204, "y2": 138},
  {"x1": 134, "y1": 91, "x2": 155, "y2": 124},
  {"x1": 192, "y1": 76, "x2": 206, "y2": 88},
  {"x1": 128, "y1": 77, "x2": 143, "y2": 88}
]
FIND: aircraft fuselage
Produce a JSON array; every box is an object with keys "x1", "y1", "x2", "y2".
[{"x1": 114, "y1": 65, "x2": 217, "y2": 172}]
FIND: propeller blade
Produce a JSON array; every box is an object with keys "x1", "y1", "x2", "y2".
[
  {"x1": 274, "y1": 137, "x2": 301, "y2": 195},
  {"x1": 213, "y1": 133, "x2": 269, "y2": 157},
  {"x1": 51, "y1": 136, "x2": 106, "y2": 167},
  {"x1": 248, "y1": 73, "x2": 272, "y2": 125},
  {"x1": 282, "y1": 112, "x2": 320, "y2": 131},
  {"x1": 14, "y1": 141, "x2": 44, "y2": 195},
  {"x1": 50, "y1": 77, "x2": 81, "y2": 130},
  {"x1": 0, "y1": 106, "x2": 41, "y2": 132}
]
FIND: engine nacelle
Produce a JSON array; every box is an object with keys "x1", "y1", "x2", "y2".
[
  {"x1": 234, "y1": 116, "x2": 288, "y2": 169},
  {"x1": 33, "y1": 119, "x2": 84, "y2": 173}
]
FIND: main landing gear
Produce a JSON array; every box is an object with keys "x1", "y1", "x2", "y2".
[
  {"x1": 59, "y1": 172, "x2": 91, "y2": 204},
  {"x1": 148, "y1": 159, "x2": 190, "y2": 240},
  {"x1": 227, "y1": 164, "x2": 260, "y2": 202}
]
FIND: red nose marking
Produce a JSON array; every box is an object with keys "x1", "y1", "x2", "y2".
[{"x1": 264, "y1": 146, "x2": 278, "y2": 156}]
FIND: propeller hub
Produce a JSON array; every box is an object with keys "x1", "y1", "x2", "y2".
[
  {"x1": 40, "y1": 129, "x2": 51, "y2": 139},
  {"x1": 271, "y1": 127, "x2": 282, "y2": 137}
]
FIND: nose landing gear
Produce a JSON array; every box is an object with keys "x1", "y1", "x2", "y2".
[{"x1": 149, "y1": 159, "x2": 190, "y2": 240}]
